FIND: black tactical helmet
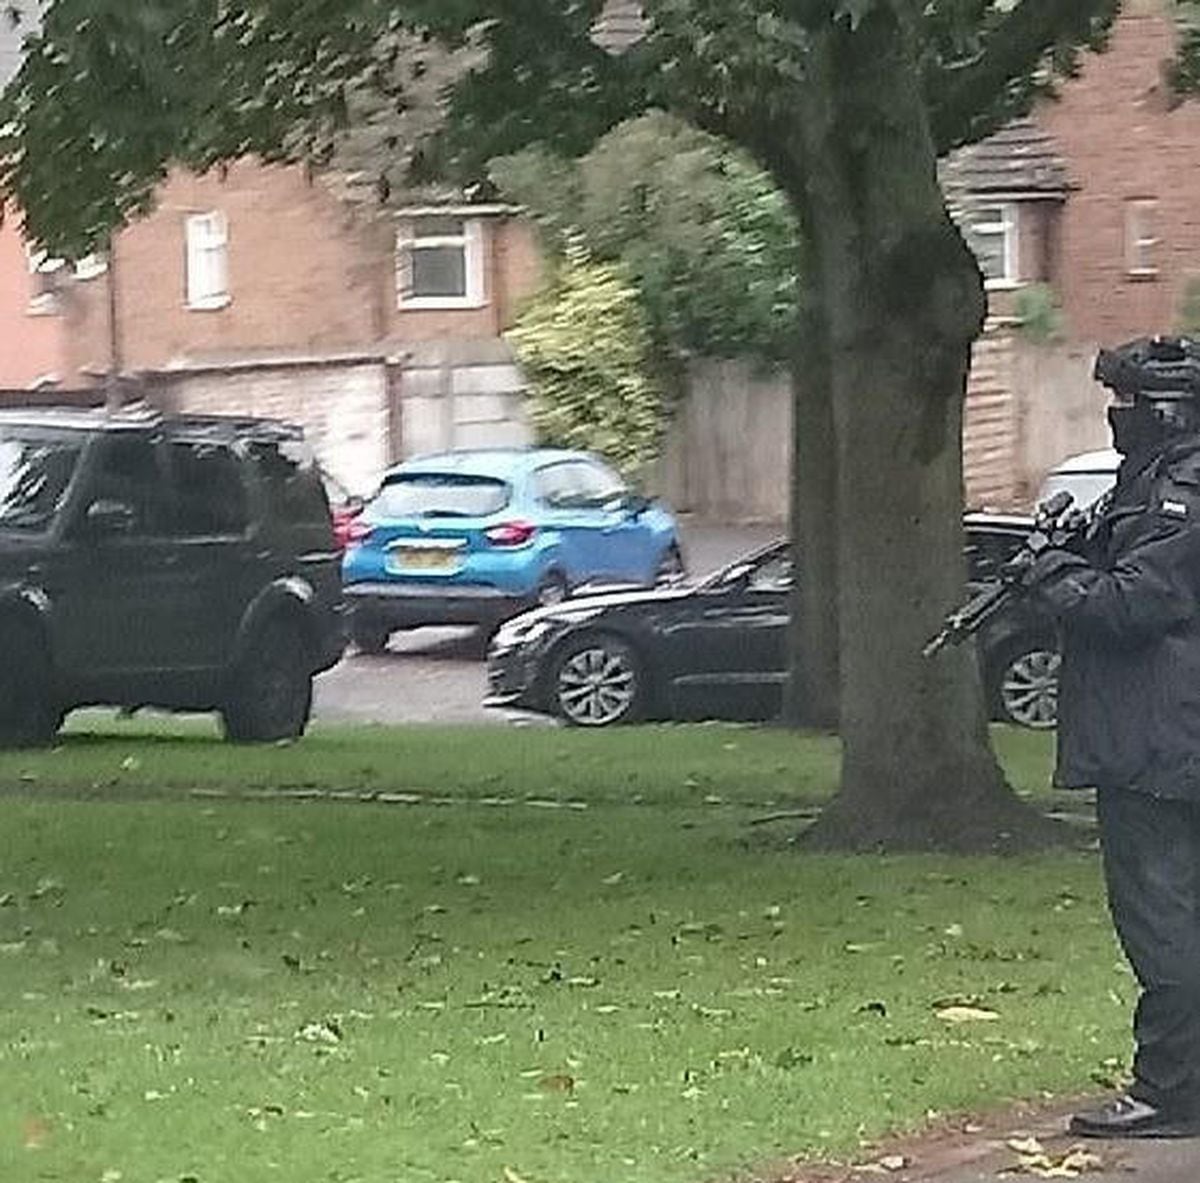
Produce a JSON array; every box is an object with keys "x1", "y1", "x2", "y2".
[{"x1": 1094, "y1": 336, "x2": 1200, "y2": 404}]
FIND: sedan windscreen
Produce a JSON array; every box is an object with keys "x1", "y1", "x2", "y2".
[
  {"x1": 0, "y1": 428, "x2": 85, "y2": 531},
  {"x1": 372, "y1": 474, "x2": 511, "y2": 519}
]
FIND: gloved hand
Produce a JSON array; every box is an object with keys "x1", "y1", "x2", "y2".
[
  {"x1": 1021, "y1": 547, "x2": 1089, "y2": 590},
  {"x1": 1020, "y1": 547, "x2": 1092, "y2": 617}
]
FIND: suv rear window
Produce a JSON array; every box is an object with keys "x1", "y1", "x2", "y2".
[
  {"x1": 373, "y1": 474, "x2": 510, "y2": 519},
  {"x1": 0, "y1": 427, "x2": 84, "y2": 532},
  {"x1": 249, "y1": 439, "x2": 331, "y2": 526},
  {"x1": 170, "y1": 441, "x2": 249, "y2": 536}
]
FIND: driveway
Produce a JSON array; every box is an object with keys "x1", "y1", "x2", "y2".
[{"x1": 312, "y1": 519, "x2": 781, "y2": 726}]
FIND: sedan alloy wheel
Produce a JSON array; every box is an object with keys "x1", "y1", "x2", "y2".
[
  {"x1": 996, "y1": 646, "x2": 1060, "y2": 729},
  {"x1": 552, "y1": 638, "x2": 643, "y2": 726}
]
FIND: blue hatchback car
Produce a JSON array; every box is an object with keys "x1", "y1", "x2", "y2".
[{"x1": 342, "y1": 448, "x2": 684, "y2": 651}]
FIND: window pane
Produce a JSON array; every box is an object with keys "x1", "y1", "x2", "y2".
[
  {"x1": 88, "y1": 438, "x2": 171, "y2": 536},
  {"x1": 1126, "y1": 200, "x2": 1158, "y2": 273},
  {"x1": 169, "y1": 442, "x2": 248, "y2": 536},
  {"x1": 958, "y1": 205, "x2": 1013, "y2": 283},
  {"x1": 968, "y1": 233, "x2": 1006, "y2": 281},
  {"x1": 249, "y1": 439, "x2": 327, "y2": 524},
  {"x1": 187, "y1": 213, "x2": 229, "y2": 304},
  {"x1": 574, "y1": 461, "x2": 626, "y2": 507},
  {"x1": 534, "y1": 464, "x2": 575, "y2": 507},
  {"x1": 373, "y1": 474, "x2": 511, "y2": 518},
  {"x1": 412, "y1": 245, "x2": 467, "y2": 298},
  {"x1": 0, "y1": 428, "x2": 83, "y2": 532}
]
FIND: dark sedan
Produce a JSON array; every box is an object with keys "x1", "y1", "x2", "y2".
[{"x1": 486, "y1": 518, "x2": 1060, "y2": 729}]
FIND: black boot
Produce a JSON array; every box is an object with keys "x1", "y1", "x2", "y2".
[{"x1": 1069, "y1": 1094, "x2": 1200, "y2": 1139}]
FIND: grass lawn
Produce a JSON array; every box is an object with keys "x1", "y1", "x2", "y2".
[{"x1": 0, "y1": 721, "x2": 1124, "y2": 1183}]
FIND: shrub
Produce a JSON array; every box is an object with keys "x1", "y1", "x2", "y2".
[
  {"x1": 1177, "y1": 275, "x2": 1200, "y2": 337},
  {"x1": 507, "y1": 247, "x2": 666, "y2": 476},
  {"x1": 1013, "y1": 282, "x2": 1065, "y2": 344}
]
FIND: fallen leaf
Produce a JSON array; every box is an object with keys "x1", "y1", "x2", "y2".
[
  {"x1": 936, "y1": 1005, "x2": 1000, "y2": 1023},
  {"x1": 539, "y1": 1074, "x2": 575, "y2": 1093},
  {"x1": 295, "y1": 1019, "x2": 342, "y2": 1044},
  {"x1": 1004, "y1": 1139, "x2": 1104, "y2": 1178},
  {"x1": 1007, "y1": 1137, "x2": 1045, "y2": 1156},
  {"x1": 21, "y1": 1115, "x2": 50, "y2": 1149}
]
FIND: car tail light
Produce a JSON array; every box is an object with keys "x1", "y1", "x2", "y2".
[
  {"x1": 486, "y1": 520, "x2": 538, "y2": 547},
  {"x1": 340, "y1": 515, "x2": 373, "y2": 550}
]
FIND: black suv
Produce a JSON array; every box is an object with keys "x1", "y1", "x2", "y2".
[{"x1": 0, "y1": 408, "x2": 345, "y2": 745}]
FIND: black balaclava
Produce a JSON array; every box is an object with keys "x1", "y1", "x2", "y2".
[{"x1": 1107, "y1": 400, "x2": 1173, "y2": 461}]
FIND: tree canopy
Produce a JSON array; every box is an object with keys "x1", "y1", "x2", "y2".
[
  {"x1": 0, "y1": 1, "x2": 1145, "y2": 257},
  {"x1": 491, "y1": 112, "x2": 800, "y2": 365}
]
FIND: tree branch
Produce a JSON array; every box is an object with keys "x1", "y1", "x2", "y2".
[{"x1": 926, "y1": 0, "x2": 1119, "y2": 153}]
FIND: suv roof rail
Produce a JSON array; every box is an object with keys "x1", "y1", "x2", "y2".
[{"x1": 168, "y1": 412, "x2": 304, "y2": 437}]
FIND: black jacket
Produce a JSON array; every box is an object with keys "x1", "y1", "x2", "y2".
[{"x1": 1036, "y1": 437, "x2": 1200, "y2": 796}]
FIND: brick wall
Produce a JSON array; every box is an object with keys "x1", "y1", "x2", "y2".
[
  {"x1": 156, "y1": 360, "x2": 391, "y2": 497},
  {"x1": 962, "y1": 327, "x2": 1020, "y2": 509},
  {"x1": 0, "y1": 212, "x2": 70, "y2": 388},
  {"x1": 12, "y1": 160, "x2": 545, "y2": 388},
  {"x1": 1037, "y1": 4, "x2": 1200, "y2": 345},
  {"x1": 66, "y1": 162, "x2": 385, "y2": 378}
]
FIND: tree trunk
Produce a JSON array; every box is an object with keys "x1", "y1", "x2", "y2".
[
  {"x1": 781, "y1": 2, "x2": 1064, "y2": 851},
  {"x1": 782, "y1": 285, "x2": 839, "y2": 731}
]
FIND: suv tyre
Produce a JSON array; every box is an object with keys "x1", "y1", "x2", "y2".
[
  {"x1": 351, "y1": 613, "x2": 391, "y2": 655},
  {"x1": 223, "y1": 617, "x2": 313, "y2": 743},
  {"x1": 0, "y1": 620, "x2": 60, "y2": 748}
]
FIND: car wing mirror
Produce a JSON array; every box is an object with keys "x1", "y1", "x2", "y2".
[{"x1": 84, "y1": 498, "x2": 136, "y2": 538}]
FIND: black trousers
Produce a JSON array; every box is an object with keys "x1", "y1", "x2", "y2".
[{"x1": 1097, "y1": 786, "x2": 1200, "y2": 1112}]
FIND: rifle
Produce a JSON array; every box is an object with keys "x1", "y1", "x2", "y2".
[{"x1": 923, "y1": 490, "x2": 1099, "y2": 658}]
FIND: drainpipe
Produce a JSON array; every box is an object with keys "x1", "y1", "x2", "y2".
[{"x1": 105, "y1": 234, "x2": 123, "y2": 411}]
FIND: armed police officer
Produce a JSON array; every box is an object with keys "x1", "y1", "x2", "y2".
[{"x1": 1026, "y1": 336, "x2": 1200, "y2": 1138}]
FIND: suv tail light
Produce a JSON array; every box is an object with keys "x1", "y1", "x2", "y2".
[
  {"x1": 486, "y1": 520, "x2": 538, "y2": 547},
  {"x1": 340, "y1": 515, "x2": 373, "y2": 549}
]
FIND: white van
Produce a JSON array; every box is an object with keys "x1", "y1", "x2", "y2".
[{"x1": 1036, "y1": 448, "x2": 1119, "y2": 510}]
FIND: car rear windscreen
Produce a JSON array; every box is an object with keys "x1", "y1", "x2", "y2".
[{"x1": 373, "y1": 474, "x2": 511, "y2": 519}]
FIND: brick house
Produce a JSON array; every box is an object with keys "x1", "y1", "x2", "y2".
[
  {"x1": 0, "y1": 5, "x2": 547, "y2": 490},
  {"x1": 947, "y1": 0, "x2": 1200, "y2": 506},
  {"x1": 0, "y1": 159, "x2": 545, "y2": 492}
]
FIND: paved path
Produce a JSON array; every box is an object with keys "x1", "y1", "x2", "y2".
[
  {"x1": 312, "y1": 519, "x2": 780, "y2": 726},
  {"x1": 814, "y1": 1101, "x2": 1200, "y2": 1182}
]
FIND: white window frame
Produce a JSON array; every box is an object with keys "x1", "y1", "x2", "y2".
[
  {"x1": 1125, "y1": 198, "x2": 1160, "y2": 279},
  {"x1": 185, "y1": 211, "x2": 230, "y2": 310},
  {"x1": 25, "y1": 245, "x2": 65, "y2": 315},
  {"x1": 958, "y1": 202, "x2": 1020, "y2": 290},
  {"x1": 73, "y1": 253, "x2": 108, "y2": 281},
  {"x1": 396, "y1": 216, "x2": 486, "y2": 310}
]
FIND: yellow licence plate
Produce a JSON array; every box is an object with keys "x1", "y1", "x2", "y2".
[{"x1": 391, "y1": 546, "x2": 462, "y2": 572}]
